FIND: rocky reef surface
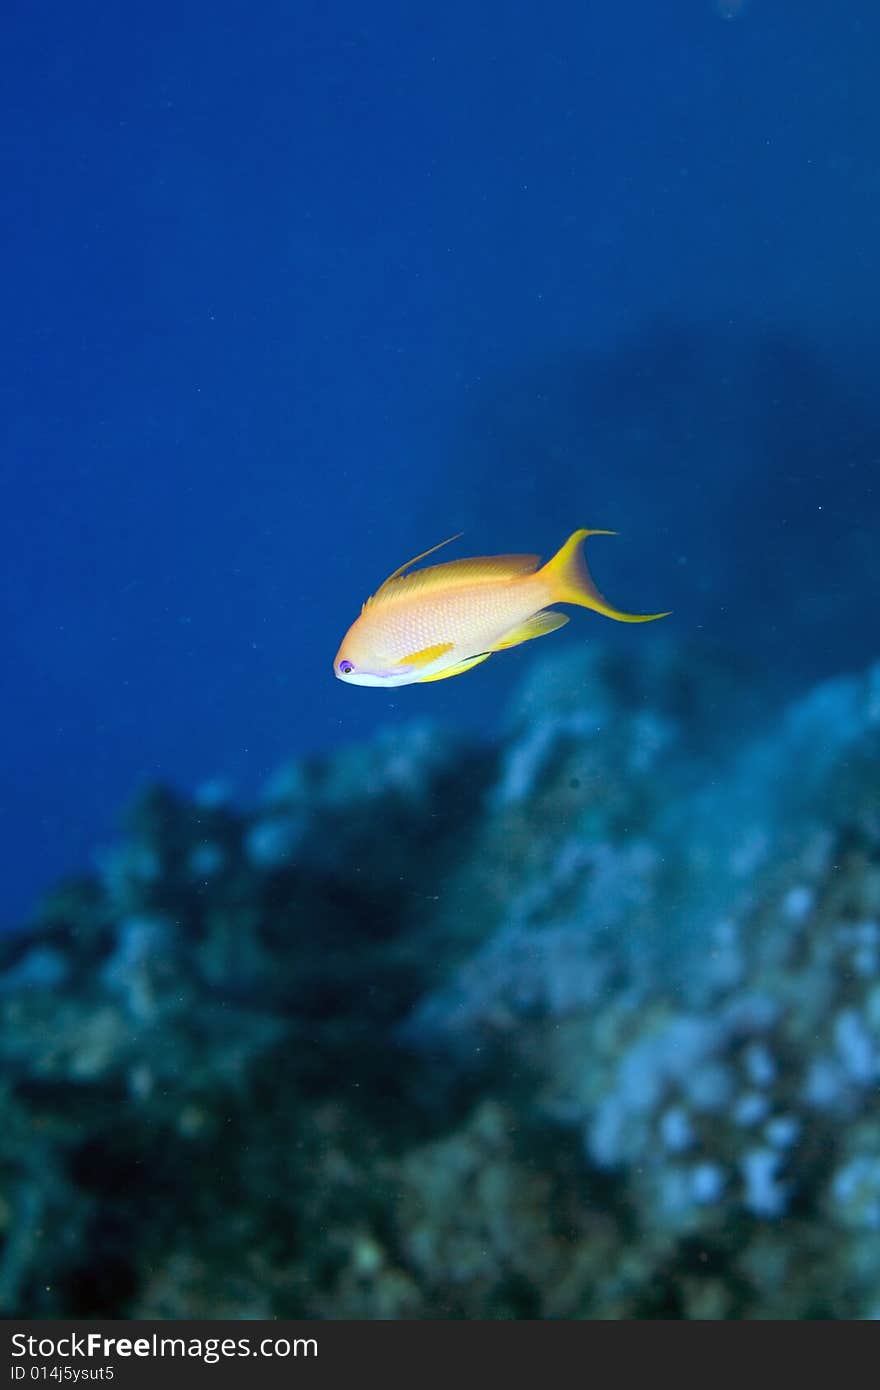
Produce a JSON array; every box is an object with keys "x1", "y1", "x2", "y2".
[{"x1": 1, "y1": 640, "x2": 879, "y2": 1318}]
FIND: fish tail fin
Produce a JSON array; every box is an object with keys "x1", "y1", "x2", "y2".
[{"x1": 541, "y1": 529, "x2": 671, "y2": 623}]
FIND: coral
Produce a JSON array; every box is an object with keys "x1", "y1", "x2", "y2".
[{"x1": 0, "y1": 643, "x2": 878, "y2": 1317}]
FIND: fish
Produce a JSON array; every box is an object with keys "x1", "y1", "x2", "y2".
[{"x1": 333, "y1": 528, "x2": 670, "y2": 688}]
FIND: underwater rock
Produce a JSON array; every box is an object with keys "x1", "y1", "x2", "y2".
[{"x1": 0, "y1": 644, "x2": 879, "y2": 1317}]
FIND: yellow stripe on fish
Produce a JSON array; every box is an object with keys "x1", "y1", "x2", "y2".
[{"x1": 333, "y1": 529, "x2": 670, "y2": 688}]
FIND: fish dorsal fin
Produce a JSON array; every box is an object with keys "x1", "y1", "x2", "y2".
[
  {"x1": 364, "y1": 533, "x2": 462, "y2": 609},
  {"x1": 378, "y1": 534, "x2": 464, "y2": 589},
  {"x1": 365, "y1": 536, "x2": 540, "y2": 609}
]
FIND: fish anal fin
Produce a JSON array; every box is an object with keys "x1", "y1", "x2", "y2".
[
  {"x1": 400, "y1": 642, "x2": 454, "y2": 669},
  {"x1": 493, "y1": 609, "x2": 569, "y2": 650},
  {"x1": 418, "y1": 652, "x2": 492, "y2": 682}
]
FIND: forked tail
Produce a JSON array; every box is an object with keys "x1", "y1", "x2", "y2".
[{"x1": 541, "y1": 529, "x2": 671, "y2": 623}]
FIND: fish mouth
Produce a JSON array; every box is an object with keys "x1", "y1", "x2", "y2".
[{"x1": 335, "y1": 666, "x2": 415, "y2": 688}]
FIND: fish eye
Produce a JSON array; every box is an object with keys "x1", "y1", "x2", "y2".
[{"x1": 338, "y1": 660, "x2": 354, "y2": 674}]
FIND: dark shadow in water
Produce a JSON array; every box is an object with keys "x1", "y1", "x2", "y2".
[{"x1": 448, "y1": 320, "x2": 878, "y2": 689}]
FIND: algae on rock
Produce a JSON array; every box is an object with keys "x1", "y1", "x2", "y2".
[{"x1": 0, "y1": 644, "x2": 878, "y2": 1317}]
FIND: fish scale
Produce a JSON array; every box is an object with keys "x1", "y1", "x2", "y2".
[
  {"x1": 373, "y1": 576, "x2": 548, "y2": 662},
  {"x1": 334, "y1": 530, "x2": 668, "y2": 688}
]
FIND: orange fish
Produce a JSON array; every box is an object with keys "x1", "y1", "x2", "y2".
[{"x1": 334, "y1": 529, "x2": 669, "y2": 687}]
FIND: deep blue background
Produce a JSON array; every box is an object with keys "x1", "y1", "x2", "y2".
[{"x1": 3, "y1": 0, "x2": 879, "y2": 927}]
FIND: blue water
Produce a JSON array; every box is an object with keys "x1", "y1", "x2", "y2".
[
  {"x1": 4, "y1": 0, "x2": 880, "y2": 1324},
  {"x1": 2, "y1": 0, "x2": 878, "y2": 929}
]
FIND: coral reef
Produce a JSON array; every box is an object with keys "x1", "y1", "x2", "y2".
[{"x1": 0, "y1": 642, "x2": 878, "y2": 1318}]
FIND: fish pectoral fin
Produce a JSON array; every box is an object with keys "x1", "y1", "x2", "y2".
[
  {"x1": 492, "y1": 609, "x2": 570, "y2": 650},
  {"x1": 417, "y1": 652, "x2": 492, "y2": 682},
  {"x1": 399, "y1": 642, "x2": 454, "y2": 669}
]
